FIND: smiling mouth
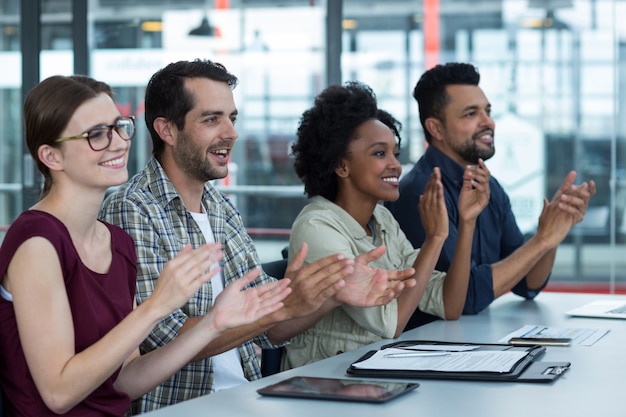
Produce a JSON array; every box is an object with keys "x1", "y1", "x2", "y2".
[
  {"x1": 474, "y1": 130, "x2": 494, "y2": 143},
  {"x1": 382, "y1": 177, "x2": 399, "y2": 184},
  {"x1": 209, "y1": 149, "x2": 230, "y2": 158},
  {"x1": 100, "y1": 156, "x2": 125, "y2": 167}
]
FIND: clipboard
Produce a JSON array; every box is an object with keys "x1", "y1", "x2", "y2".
[{"x1": 346, "y1": 340, "x2": 570, "y2": 383}]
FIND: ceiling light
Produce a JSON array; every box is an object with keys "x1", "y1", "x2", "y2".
[{"x1": 189, "y1": 16, "x2": 216, "y2": 37}]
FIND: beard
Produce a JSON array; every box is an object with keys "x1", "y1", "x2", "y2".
[
  {"x1": 173, "y1": 130, "x2": 228, "y2": 182},
  {"x1": 455, "y1": 130, "x2": 495, "y2": 164}
]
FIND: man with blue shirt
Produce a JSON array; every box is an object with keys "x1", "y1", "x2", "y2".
[{"x1": 387, "y1": 62, "x2": 596, "y2": 318}]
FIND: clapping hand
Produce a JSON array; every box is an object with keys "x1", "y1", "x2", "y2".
[
  {"x1": 335, "y1": 246, "x2": 416, "y2": 307},
  {"x1": 278, "y1": 243, "x2": 356, "y2": 319},
  {"x1": 419, "y1": 167, "x2": 448, "y2": 240},
  {"x1": 458, "y1": 159, "x2": 490, "y2": 222},
  {"x1": 552, "y1": 170, "x2": 596, "y2": 224},
  {"x1": 208, "y1": 268, "x2": 292, "y2": 332},
  {"x1": 149, "y1": 243, "x2": 224, "y2": 318}
]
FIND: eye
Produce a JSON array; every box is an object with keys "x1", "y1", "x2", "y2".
[
  {"x1": 87, "y1": 127, "x2": 109, "y2": 140},
  {"x1": 373, "y1": 150, "x2": 385, "y2": 157},
  {"x1": 394, "y1": 151, "x2": 401, "y2": 159}
]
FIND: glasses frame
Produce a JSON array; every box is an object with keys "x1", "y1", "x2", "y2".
[{"x1": 55, "y1": 115, "x2": 136, "y2": 151}]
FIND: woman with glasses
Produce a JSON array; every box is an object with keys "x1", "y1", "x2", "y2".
[{"x1": 0, "y1": 75, "x2": 291, "y2": 417}]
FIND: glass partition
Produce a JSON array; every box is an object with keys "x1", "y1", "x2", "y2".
[{"x1": 0, "y1": 0, "x2": 624, "y2": 290}]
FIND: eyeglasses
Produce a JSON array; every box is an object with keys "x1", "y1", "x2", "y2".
[{"x1": 55, "y1": 116, "x2": 136, "y2": 151}]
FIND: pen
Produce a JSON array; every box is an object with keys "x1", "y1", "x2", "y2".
[{"x1": 383, "y1": 352, "x2": 451, "y2": 358}]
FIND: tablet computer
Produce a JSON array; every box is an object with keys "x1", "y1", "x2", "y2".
[{"x1": 257, "y1": 376, "x2": 419, "y2": 403}]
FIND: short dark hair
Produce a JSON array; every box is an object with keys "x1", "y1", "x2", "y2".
[
  {"x1": 144, "y1": 59, "x2": 238, "y2": 156},
  {"x1": 292, "y1": 81, "x2": 401, "y2": 201},
  {"x1": 413, "y1": 62, "x2": 480, "y2": 143}
]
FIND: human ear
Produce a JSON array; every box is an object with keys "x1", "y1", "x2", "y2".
[
  {"x1": 37, "y1": 145, "x2": 63, "y2": 171},
  {"x1": 334, "y1": 160, "x2": 349, "y2": 178},
  {"x1": 424, "y1": 117, "x2": 444, "y2": 142},
  {"x1": 153, "y1": 117, "x2": 175, "y2": 146}
]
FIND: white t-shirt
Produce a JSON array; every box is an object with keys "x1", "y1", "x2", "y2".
[{"x1": 190, "y1": 211, "x2": 247, "y2": 391}]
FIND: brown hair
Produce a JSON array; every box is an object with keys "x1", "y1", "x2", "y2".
[{"x1": 23, "y1": 75, "x2": 113, "y2": 199}]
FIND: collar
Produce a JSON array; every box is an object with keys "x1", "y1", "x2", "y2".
[
  {"x1": 144, "y1": 155, "x2": 223, "y2": 211},
  {"x1": 311, "y1": 196, "x2": 388, "y2": 240},
  {"x1": 423, "y1": 145, "x2": 466, "y2": 189}
]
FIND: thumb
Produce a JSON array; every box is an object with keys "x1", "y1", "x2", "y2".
[
  {"x1": 285, "y1": 242, "x2": 307, "y2": 275},
  {"x1": 356, "y1": 245, "x2": 387, "y2": 265}
]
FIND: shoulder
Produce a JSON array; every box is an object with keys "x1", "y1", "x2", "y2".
[
  {"x1": 101, "y1": 165, "x2": 169, "y2": 224},
  {"x1": 0, "y1": 211, "x2": 73, "y2": 273},
  {"x1": 399, "y1": 159, "x2": 430, "y2": 194},
  {"x1": 5, "y1": 211, "x2": 67, "y2": 243},
  {"x1": 293, "y1": 197, "x2": 346, "y2": 227},
  {"x1": 104, "y1": 168, "x2": 153, "y2": 207}
]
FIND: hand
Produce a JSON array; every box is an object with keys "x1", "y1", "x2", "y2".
[
  {"x1": 458, "y1": 159, "x2": 490, "y2": 222},
  {"x1": 418, "y1": 167, "x2": 448, "y2": 240},
  {"x1": 335, "y1": 246, "x2": 416, "y2": 307},
  {"x1": 149, "y1": 243, "x2": 223, "y2": 318},
  {"x1": 207, "y1": 268, "x2": 292, "y2": 332},
  {"x1": 536, "y1": 196, "x2": 576, "y2": 247},
  {"x1": 279, "y1": 243, "x2": 355, "y2": 319},
  {"x1": 552, "y1": 171, "x2": 596, "y2": 224}
]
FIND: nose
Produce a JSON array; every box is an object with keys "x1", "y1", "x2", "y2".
[
  {"x1": 480, "y1": 111, "x2": 495, "y2": 129},
  {"x1": 222, "y1": 119, "x2": 239, "y2": 141},
  {"x1": 109, "y1": 128, "x2": 131, "y2": 151},
  {"x1": 389, "y1": 153, "x2": 402, "y2": 171}
]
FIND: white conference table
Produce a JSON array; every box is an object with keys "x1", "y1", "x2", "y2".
[{"x1": 144, "y1": 292, "x2": 626, "y2": 417}]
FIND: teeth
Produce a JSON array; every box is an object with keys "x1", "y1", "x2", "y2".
[
  {"x1": 212, "y1": 149, "x2": 228, "y2": 155},
  {"x1": 100, "y1": 157, "x2": 124, "y2": 167},
  {"x1": 383, "y1": 177, "x2": 398, "y2": 183}
]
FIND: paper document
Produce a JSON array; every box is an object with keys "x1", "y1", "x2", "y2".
[
  {"x1": 352, "y1": 348, "x2": 528, "y2": 373},
  {"x1": 385, "y1": 344, "x2": 480, "y2": 352},
  {"x1": 498, "y1": 324, "x2": 610, "y2": 346}
]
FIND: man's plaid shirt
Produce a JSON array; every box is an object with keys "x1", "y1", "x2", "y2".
[{"x1": 99, "y1": 155, "x2": 277, "y2": 414}]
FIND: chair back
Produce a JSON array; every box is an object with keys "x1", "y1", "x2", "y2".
[{"x1": 260, "y1": 258, "x2": 288, "y2": 376}]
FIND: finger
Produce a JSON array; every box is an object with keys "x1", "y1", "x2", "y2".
[
  {"x1": 355, "y1": 246, "x2": 387, "y2": 265},
  {"x1": 258, "y1": 282, "x2": 292, "y2": 308},
  {"x1": 288, "y1": 257, "x2": 351, "y2": 300},
  {"x1": 255, "y1": 278, "x2": 292, "y2": 298},
  {"x1": 184, "y1": 247, "x2": 224, "y2": 283},
  {"x1": 171, "y1": 243, "x2": 221, "y2": 272},
  {"x1": 556, "y1": 204, "x2": 582, "y2": 223},
  {"x1": 285, "y1": 243, "x2": 307, "y2": 276},
  {"x1": 477, "y1": 158, "x2": 491, "y2": 176},
  {"x1": 233, "y1": 268, "x2": 262, "y2": 291},
  {"x1": 387, "y1": 267, "x2": 415, "y2": 281},
  {"x1": 402, "y1": 278, "x2": 417, "y2": 288},
  {"x1": 552, "y1": 171, "x2": 577, "y2": 202},
  {"x1": 198, "y1": 265, "x2": 221, "y2": 284}
]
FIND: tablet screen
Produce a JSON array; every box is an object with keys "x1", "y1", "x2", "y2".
[{"x1": 257, "y1": 376, "x2": 419, "y2": 403}]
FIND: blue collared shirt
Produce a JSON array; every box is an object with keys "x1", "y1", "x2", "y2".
[{"x1": 386, "y1": 146, "x2": 545, "y2": 314}]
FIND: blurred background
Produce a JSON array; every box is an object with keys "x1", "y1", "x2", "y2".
[{"x1": 0, "y1": 0, "x2": 624, "y2": 291}]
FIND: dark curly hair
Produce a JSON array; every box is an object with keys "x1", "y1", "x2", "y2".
[
  {"x1": 292, "y1": 81, "x2": 402, "y2": 201},
  {"x1": 413, "y1": 62, "x2": 480, "y2": 143}
]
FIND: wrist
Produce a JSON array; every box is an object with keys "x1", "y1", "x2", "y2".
[{"x1": 422, "y1": 234, "x2": 446, "y2": 246}]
